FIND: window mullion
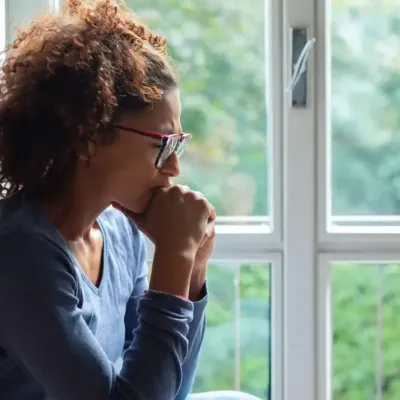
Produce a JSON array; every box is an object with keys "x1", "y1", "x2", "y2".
[{"x1": 282, "y1": 1, "x2": 317, "y2": 400}]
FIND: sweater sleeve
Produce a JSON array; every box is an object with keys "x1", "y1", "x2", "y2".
[
  {"x1": 0, "y1": 232, "x2": 193, "y2": 400},
  {"x1": 175, "y1": 289, "x2": 208, "y2": 400}
]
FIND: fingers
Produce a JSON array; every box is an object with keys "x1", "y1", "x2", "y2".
[
  {"x1": 178, "y1": 185, "x2": 191, "y2": 193},
  {"x1": 175, "y1": 185, "x2": 216, "y2": 221},
  {"x1": 174, "y1": 185, "x2": 216, "y2": 248},
  {"x1": 112, "y1": 186, "x2": 216, "y2": 245},
  {"x1": 205, "y1": 220, "x2": 215, "y2": 236},
  {"x1": 199, "y1": 222, "x2": 216, "y2": 248},
  {"x1": 190, "y1": 189, "x2": 216, "y2": 222}
]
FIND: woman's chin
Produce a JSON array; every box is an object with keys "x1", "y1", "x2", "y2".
[
  {"x1": 114, "y1": 190, "x2": 153, "y2": 215},
  {"x1": 130, "y1": 192, "x2": 153, "y2": 214}
]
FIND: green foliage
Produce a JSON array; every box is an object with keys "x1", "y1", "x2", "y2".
[
  {"x1": 332, "y1": 265, "x2": 400, "y2": 400},
  {"x1": 331, "y1": 3, "x2": 400, "y2": 215},
  {"x1": 127, "y1": 0, "x2": 400, "y2": 398}
]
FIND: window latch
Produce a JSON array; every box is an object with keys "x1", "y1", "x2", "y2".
[{"x1": 286, "y1": 28, "x2": 316, "y2": 108}]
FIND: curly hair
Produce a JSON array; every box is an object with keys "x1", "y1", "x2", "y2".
[{"x1": 0, "y1": 0, "x2": 179, "y2": 197}]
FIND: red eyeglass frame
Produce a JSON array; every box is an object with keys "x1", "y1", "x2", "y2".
[{"x1": 111, "y1": 124, "x2": 192, "y2": 168}]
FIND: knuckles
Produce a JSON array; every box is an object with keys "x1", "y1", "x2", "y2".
[{"x1": 156, "y1": 185, "x2": 214, "y2": 216}]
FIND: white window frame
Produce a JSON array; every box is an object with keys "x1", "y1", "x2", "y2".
[
  {"x1": 281, "y1": 0, "x2": 317, "y2": 399},
  {"x1": 316, "y1": 0, "x2": 400, "y2": 250}
]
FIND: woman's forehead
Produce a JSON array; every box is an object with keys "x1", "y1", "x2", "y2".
[{"x1": 119, "y1": 89, "x2": 181, "y2": 134}]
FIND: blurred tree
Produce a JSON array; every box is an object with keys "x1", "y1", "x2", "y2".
[{"x1": 331, "y1": 3, "x2": 400, "y2": 215}]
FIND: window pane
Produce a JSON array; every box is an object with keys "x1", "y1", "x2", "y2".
[
  {"x1": 330, "y1": 1, "x2": 400, "y2": 217},
  {"x1": 195, "y1": 262, "x2": 271, "y2": 399},
  {"x1": 5, "y1": 0, "x2": 50, "y2": 42},
  {"x1": 127, "y1": 0, "x2": 269, "y2": 217},
  {"x1": 0, "y1": 0, "x2": 5, "y2": 53},
  {"x1": 332, "y1": 263, "x2": 400, "y2": 399}
]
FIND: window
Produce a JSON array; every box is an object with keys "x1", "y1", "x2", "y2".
[
  {"x1": 0, "y1": 1, "x2": 4, "y2": 48},
  {"x1": 194, "y1": 262, "x2": 271, "y2": 397},
  {"x1": 327, "y1": 0, "x2": 400, "y2": 232},
  {"x1": 318, "y1": 258, "x2": 400, "y2": 400},
  {"x1": 4, "y1": 1, "x2": 59, "y2": 43},
  {"x1": 331, "y1": 263, "x2": 400, "y2": 399},
  {"x1": 317, "y1": 1, "x2": 400, "y2": 400},
  {"x1": 330, "y1": 1, "x2": 400, "y2": 219}
]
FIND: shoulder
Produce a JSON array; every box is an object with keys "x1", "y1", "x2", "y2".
[
  {"x1": 0, "y1": 193, "x2": 73, "y2": 266},
  {"x1": 0, "y1": 229, "x2": 78, "y2": 295},
  {"x1": 0, "y1": 192, "x2": 71, "y2": 260},
  {"x1": 0, "y1": 191, "x2": 67, "y2": 247},
  {"x1": 0, "y1": 229, "x2": 74, "y2": 267}
]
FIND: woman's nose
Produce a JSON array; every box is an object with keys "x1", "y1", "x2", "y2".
[{"x1": 160, "y1": 152, "x2": 181, "y2": 177}]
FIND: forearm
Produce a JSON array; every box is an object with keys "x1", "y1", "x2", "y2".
[{"x1": 121, "y1": 292, "x2": 194, "y2": 399}]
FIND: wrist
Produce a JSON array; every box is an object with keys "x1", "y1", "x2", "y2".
[
  {"x1": 188, "y1": 282, "x2": 206, "y2": 301},
  {"x1": 150, "y1": 248, "x2": 195, "y2": 298},
  {"x1": 155, "y1": 243, "x2": 197, "y2": 262},
  {"x1": 189, "y1": 264, "x2": 207, "y2": 301}
]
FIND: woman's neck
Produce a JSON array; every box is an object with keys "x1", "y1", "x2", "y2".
[{"x1": 37, "y1": 178, "x2": 110, "y2": 241}]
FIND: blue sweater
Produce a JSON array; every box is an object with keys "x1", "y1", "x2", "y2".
[{"x1": 0, "y1": 191, "x2": 207, "y2": 400}]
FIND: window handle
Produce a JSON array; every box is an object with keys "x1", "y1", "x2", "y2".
[{"x1": 286, "y1": 27, "x2": 316, "y2": 108}]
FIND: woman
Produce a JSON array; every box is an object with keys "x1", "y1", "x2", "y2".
[{"x1": 0, "y1": 1, "x2": 261, "y2": 399}]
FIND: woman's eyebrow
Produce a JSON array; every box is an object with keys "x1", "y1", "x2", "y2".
[{"x1": 159, "y1": 122, "x2": 178, "y2": 135}]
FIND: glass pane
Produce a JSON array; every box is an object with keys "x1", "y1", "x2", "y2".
[
  {"x1": 332, "y1": 263, "x2": 400, "y2": 399},
  {"x1": 194, "y1": 263, "x2": 271, "y2": 399},
  {"x1": 127, "y1": 0, "x2": 269, "y2": 217},
  {"x1": 5, "y1": 0, "x2": 48, "y2": 42},
  {"x1": 0, "y1": 1, "x2": 5, "y2": 53},
  {"x1": 330, "y1": 1, "x2": 400, "y2": 217}
]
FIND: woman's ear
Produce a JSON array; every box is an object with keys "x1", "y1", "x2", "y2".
[
  {"x1": 77, "y1": 127, "x2": 98, "y2": 161},
  {"x1": 78, "y1": 140, "x2": 97, "y2": 161}
]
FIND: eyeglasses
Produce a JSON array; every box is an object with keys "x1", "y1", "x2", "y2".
[{"x1": 112, "y1": 124, "x2": 192, "y2": 168}]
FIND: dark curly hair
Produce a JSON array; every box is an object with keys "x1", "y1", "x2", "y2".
[{"x1": 0, "y1": 0, "x2": 179, "y2": 197}]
